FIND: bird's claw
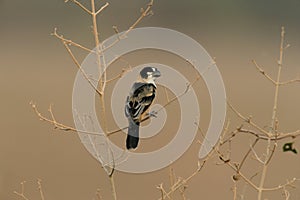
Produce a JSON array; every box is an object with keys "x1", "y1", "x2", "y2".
[{"x1": 147, "y1": 110, "x2": 158, "y2": 118}]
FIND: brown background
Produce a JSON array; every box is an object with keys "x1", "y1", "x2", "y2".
[{"x1": 1, "y1": 0, "x2": 300, "y2": 199}]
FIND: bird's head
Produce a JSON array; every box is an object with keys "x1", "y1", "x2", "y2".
[{"x1": 139, "y1": 67, "x2": 161, "y2": 84}]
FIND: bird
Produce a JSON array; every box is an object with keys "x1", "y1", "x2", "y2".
[{"x1": 125, "y1": 66, "x2": 161, "y2": 150}]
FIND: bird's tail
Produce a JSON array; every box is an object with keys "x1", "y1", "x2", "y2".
[{"x1": 126, "y1": 119, "x2": 140, "y2": 150}]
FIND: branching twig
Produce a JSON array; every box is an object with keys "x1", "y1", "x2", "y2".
[
  {"x1": 56, "y1": 33, "x2": 103, "y2": 96},
  {"x1": 257, "y1": 26, "x2": 286, "y2": 200},
  {"x1": 14, "y1": 181, "x2": 30, "y2": 200},
  {"x1": 96, "y1": 2, "x2": 109, "y2": 15},
  {"x1": 157, "y1": 160, "x2": 208, "y2": 200},
  {"x1": 227, "y1": 101, "x2": 271, "y2": 137},
  {"x1": 156, "y1": 184, "x2": 170, "y2": 200},
  {"x1": 105, "y1": 67, "x2": 131, "y2": 84},
  {"x1": 238, "y1": 138, "x2": 259, "y2": 171},
  {"x1": 30, "y1": 102, "x2": 104, "y2": 136},
  {"x1": 101, "y1": 0, "x2": 154, "y2": 53},
  {"x1": 52, "y1": 28, "x2": 94, "y2": 52},
  {"x1": 14, "y1": 180, "x2": 46, "y2": 200},
  {"x1": 65, "y1": 0, "x2": 92, "y2": 14}
]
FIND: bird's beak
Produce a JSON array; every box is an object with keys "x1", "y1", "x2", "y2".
[{"x1": 153, "y1": 70, "x2": 161, "y2": 78}]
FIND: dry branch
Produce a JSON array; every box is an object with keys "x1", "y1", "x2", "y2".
[
  {"x1": 14, "y1": 180, "x2": 46, "y2": 200},
  {"x1": 14, "y1": 181, "x2": 30, "y2": 200}
]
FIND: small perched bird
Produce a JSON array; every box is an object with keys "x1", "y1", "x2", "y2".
[{"x1": 125, "y1": 67, "x2": 161, "y2": 150}]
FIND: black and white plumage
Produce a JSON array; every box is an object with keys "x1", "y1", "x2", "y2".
[{"x1": 125, "y1": 67, "x2": 161, "y2": 149}]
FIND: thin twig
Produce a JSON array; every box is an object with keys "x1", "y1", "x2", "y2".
[
  {"x1": 238, "y1": 138, "x2": 259, "y2": 171},
  {"x1": 96, "y1": 2, "x2": 109, "y2": 15},
  {"x1": 14, "y1": 181, "x2": 30, "y2": 200},
  {"x1": 105, "y1": 67, "x2": 131, "y2": 83},
  {"x1": 30, "y1": 102, "x2": 104, "y2": 136},
  {"x1": 101, "y1": 0, "x2": 154, "y2": 53},
  {"x1": 65, "y1": 0, "x2": 92, "y2": 14},
  {"x1": 156, "y1": 184, "x2": 170, "y2": 200},
  {"x1": 37, "y1": 179, "x2": 45, "y2": 200},
  {"x1": 227, "y1": 101, "x2": 271, "y2": 137},
  {"x1": 52, "y1": 28, "x2": 94, "y2": 52},
  {"x1": 232, "y1": 181, "x2": 237, "y2": 200},
  {"x1": 252, "y1": 59, "x2": 276, "y2": 85},
  {"x1": 257, "y1": 26, "x2": 285, "y2": 200},
  {"x1": 95, "y1": 189, "x2": 103, "y2": 200},
  {"x1": 109, "y1": 175, "x2": 117, "y2": 200},
  {"x1": 279, "y1": 78, "x2": 300, "y2": 85},
  {"x1": 157, "y1": 160, "x2": 208, "y2": 200},
  {"x1": 236, "y1": 128, "x2": 300, "y2": 141},
  {"x1": 59, "y1": 38, "x2": 103, "y2": 96},
  {"x1": 163, "y1": 86, "x2": 170, "y2": 103},
  {"x1": 168, "y1": 167, "x2": 175, "y2": 200}
]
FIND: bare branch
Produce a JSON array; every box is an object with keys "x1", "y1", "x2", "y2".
[
  {"x1": 95, "y1": 189, "x2": 103, "y2": 200},
  {"x1": 163, "y1": 86, "x2": 170, "y2": 103},
  {"x1": 236, "y1": 128, "x2": 300, "y2": 141},
  {"x1": 156, "y1": 184, "x2": 170, "y2": 200},
  {"x1": 279, "y1": 78, "x2": 300, "y2": 85},
  {"x1": 216, "y1": 150, "x2": 260, "y2": 191},
  {"x1": 53, "y1": 31, "x2": 104, "y2": 96},
  {"x1": 124, "y1": 0, "x2": 154, "y2": 35},
  {"x1": 109, "y1": 175, "x2": 117, "y2": 200},
  {"x1": 252, "y1": 59, "x2": 276, "y2": 85},
  {"x1": 262, "y1": 178, "x2": 297, "y2": 191},
  {"x1": 96, "y1": 2, "x2": 109, "y2": 15},
  {"x1": 179, "y1": 184, "x2": 187, "y2": 200},
  {"x1": 156, "y1": 75, "x2": 201, "y2": 113},
  {"x1": 101, "y1": 0, "x2": 154, "y2": 53},
  {"x1": 250, "y1": 144, "x2": 265, "y2": 164},
  {"x1": 52, "y1": 28, "x2": 94, "y2": 53},
  {"x1": 63, "y1": 40, "x2": 103, "y2": 95},
  {"x1": 232, "y1": 181, "x2": 237, "y2": 200},
  {"x1": 37, "y1": 179, "x2": 45, "y2": 200},
  {"x1": 238, "y1": 138, "x2": 259, "y2": 171},
  {"x1": 257, "y1": 26, "x2": 286, "y2": 200},
  {"x1": 105, "y1": 67, "x2": 131, "y2": 84},
  {"x1": 65, "y1": 0, "x2": 92, "y2": 15},
  {"x1": 157, "y1": 152, "x2": 209, "y2": 200},
  {"x1": 14, "y1": 181, "x2": 30, "y2": 200},
  {"x1": 227, "y1": 101, "x2": 271, "y2": 137},
  {"x1": 30, "y1": 102, "x2": 104, "y2": 136}
]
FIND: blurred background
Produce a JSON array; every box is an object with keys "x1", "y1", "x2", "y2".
[{"x1": 1, "y1": 0, "x2": 300, "y2": 199}]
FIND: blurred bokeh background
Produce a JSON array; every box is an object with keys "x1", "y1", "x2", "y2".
[{"x1": 1, "y1": 0, "x2": 300, "y2": 199}]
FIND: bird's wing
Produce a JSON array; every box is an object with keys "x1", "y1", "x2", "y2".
[{"x1": 125, "y1": 82, "x2": 156, "y2": 122}]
